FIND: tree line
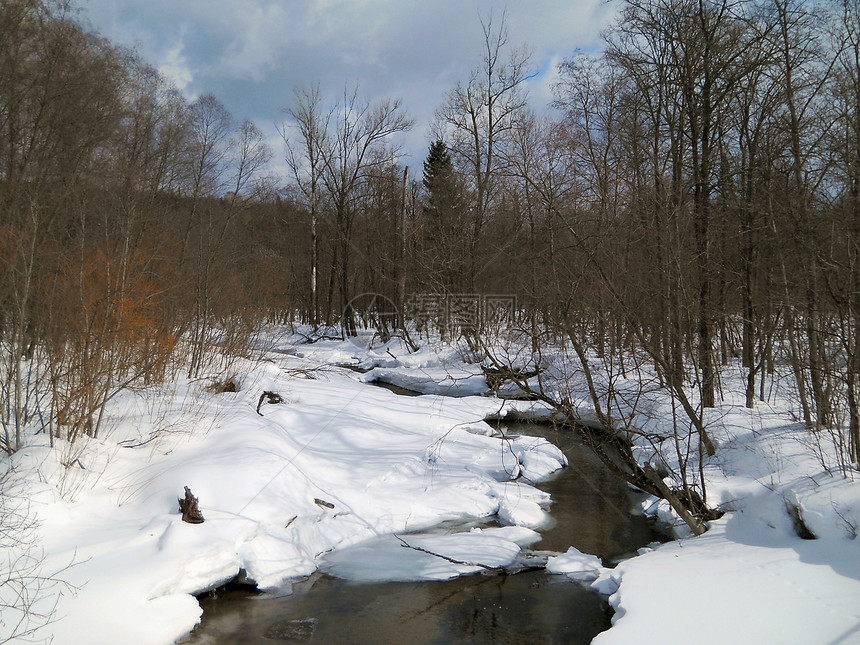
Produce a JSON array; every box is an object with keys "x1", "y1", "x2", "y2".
[
  {"x1": 491, "y1": 0, "x2": 860, "y2": 530},
  {"x1": 541, "y1": 0, "x2": 860, "y2": 471},
  {"x1": 1, "y1": 0, "x2": 859, "y2": 492},
  {"x1": 0, "y1": 0, "x2": 289, "y2": 449}
]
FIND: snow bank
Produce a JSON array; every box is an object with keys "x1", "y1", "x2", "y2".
[
  {"x1": 320, "y1": 532, "x2": 522, "y2": 582},
  {"x1": 271, "y1": 331, "x2": 860, "y2": 645},
  {"x1": 1, "y1": 344, "x2": 565, "y2": 644},
  {"x1": 8, "y1": 328, "x2": 860, "y2": 645},
  {"x1": 546, "y1": 546, "x2": 606, "y2": 582},
  {"x1": 591, "y1": 371, "x2": 860, "y2": 645},
  {"x1": 361, "y1": 365, "x2": 489, "y2": 397},
  {"x1": 593, "y1": 519, "x2": 860, "y2": 645}
]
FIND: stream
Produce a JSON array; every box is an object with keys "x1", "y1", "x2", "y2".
[{"x1": 186, "y1": 400, "x2": 667, "y2": 644}]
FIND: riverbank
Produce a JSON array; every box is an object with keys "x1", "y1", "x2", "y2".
[
  {"x1": 591, "y1": 390, "x2": 860, "y2": 644},
  {"x1": 332, "y1": 333, "x2": 860, "y2": 644},
  {"x1": 2, "y1": 329, "x2": 859, "y2": 644},
  {"x1": 187, "y1": 415, "x2": 665, "y2": 644},
  {"x1": 1, "y1": 334, "x2": 568, "y2": 644}
]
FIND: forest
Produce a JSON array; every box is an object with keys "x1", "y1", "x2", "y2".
[{"x1": 2, "y1": 0, "x2": 860, "y2": 518}]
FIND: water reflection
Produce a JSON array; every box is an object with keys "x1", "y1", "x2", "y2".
[
  {"x1": 192, "y1": 571, "x2": 610, "y2": 644},
  {"x1": 506, "y1": 421, "x2": 666, "y2": 562}
]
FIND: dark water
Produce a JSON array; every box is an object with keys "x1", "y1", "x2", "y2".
[
  {"x1": 186, "y1": 421, "x2": 666, "y2": 644},
  {"x1": 190, "y1": 571, "x2": 610, "y2": 645},
  {"x1": 365, "y1": 379, "x2": 426, "y2": 397},
  {"x1": 507, "y1": 422, "x2": 666, "y2": 563}
]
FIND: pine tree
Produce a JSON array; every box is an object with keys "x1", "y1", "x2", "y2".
[
  {"x1": 423, "y1": 140, "x2": 454, "y2": 194},
  {"x1": 421, "y1": 140, "x2": 463, "y2": 293}
]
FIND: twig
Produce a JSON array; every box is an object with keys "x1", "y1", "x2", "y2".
[{"x1": 393, "y1": 534, "x2": 497, "y2": 571}]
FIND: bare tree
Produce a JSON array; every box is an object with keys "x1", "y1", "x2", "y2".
[
  {"x1": 0, "y1": 0, "x2": 125, "y2": 450},
  {"x1": 504, "y1": 109, "x2": 579, "y2": 349},
  {"x1": 282, "y1": 85, "x2": 330, "y2": 327},
  {"x1": 433, "y1": 11, "x2": 532, "y2": 292},
  {"x1": 316, "y1": 86, "x2": 412, "y2": 336},
  {"x1": 827, "y1": 0, "x2": 860, "y2": 462},
  {"x1": 181, "y1": 96, "x2": 271, "y2": 376}
]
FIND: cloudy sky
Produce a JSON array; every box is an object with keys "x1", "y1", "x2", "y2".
[{"x1": 80, "y1": 0, "x2": 615, "y2": 171}]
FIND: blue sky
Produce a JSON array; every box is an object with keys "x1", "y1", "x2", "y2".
[{"x1": 80, "y1": 0, "x2": 614, "y2": 172}]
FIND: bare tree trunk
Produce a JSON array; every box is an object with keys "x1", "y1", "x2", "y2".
[{"x1": 397, "y1": 167, "x2": 408, "y2": 326}]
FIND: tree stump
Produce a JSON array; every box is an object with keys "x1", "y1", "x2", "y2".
[{"x1": 178, "y1": 486, "x2": 204, "y2": 524}]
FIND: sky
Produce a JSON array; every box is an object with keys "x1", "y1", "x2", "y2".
[{"x1": 79, "y1": 0, "x2": 615, "y2": 174}]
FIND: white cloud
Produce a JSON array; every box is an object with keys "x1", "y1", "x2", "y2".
[
  {"x1": 158, "y1": 37, "x2": 194, "y2": 93},
  {"x1": 82, "y1": 0, "x2": 616, "y2": 169},
  {"x1": 529, "y1": 52, "x2": 565, "y2": 113},
  {"x1": 213, "y1": 3, "x2": 293, "y2": 81}
]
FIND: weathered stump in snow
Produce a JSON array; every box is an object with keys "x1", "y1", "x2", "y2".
[
  {"x1": 786, "y1": 501, "x2": 817, "y2": 539},
  {"x1": 179, "y1": 486, "x2": 204, "y2": 524}
]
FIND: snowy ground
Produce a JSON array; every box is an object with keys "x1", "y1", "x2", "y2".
[
  {"x1": 290, "y1": 332, "x2": 860, "y2": 645},
  {"x1": 592, "y1": 390, "x2": 860, "y2": 645},
  {"x1": 2, "y1": 328, "x2": 859, "y2": 644},
  {"x1": 0, "y1": 334, "x2": 565, "y2": 644}
]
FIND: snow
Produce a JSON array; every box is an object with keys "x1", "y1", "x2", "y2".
[
  {"x1": 3, "y1": 328, "x2": 860, "y2": 644},
  {"x1": 320, "y1": 335, "x2": 860, "y2": 645},
  {"x1": 495, "y1": 488, "x2": 550, "y2": 528},
  {"x1": 319, "y1": 532, "x2": 521, "y2": 582},
  {"x1": 593, "y1": 519, "x2": 860, "y2": 644},
  {"x1": 361, "y1": 365, "x2": 490, "y2": 397},
  {"x1": 589, "y1": 378, "x2": 860, "y2": 645},
  {"x1": 546, "y1": 546, "x2": 606, "y2": 582},
  {"x1": 0, "y1": 337, "x2": 565, "y2": 644}
]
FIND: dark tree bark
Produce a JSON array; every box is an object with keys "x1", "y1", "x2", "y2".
[{"x1": 178, "y1": 487, "x2": 205, "y2": 524}]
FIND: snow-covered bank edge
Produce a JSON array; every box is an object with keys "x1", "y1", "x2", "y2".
[
  {"x1": 1, "y1": 337, "x2": 573, "y2": 645},
  {"x1": 289, "y1": 334, "x2": 860, "y2": 645},
  {"x1": 584, "y1": 387, "x2": 860, "y2": 643},
  {"x1": 4, "y1": 329, "x2": 859, "y2": 645}
]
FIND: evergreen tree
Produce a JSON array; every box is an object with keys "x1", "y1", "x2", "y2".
[
  {"x1": 423, "y1": 140, "x2": 453, "y2": 193},
  {"x1": 421, "y1": 140, "x2": 464, "y2": 293}
]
